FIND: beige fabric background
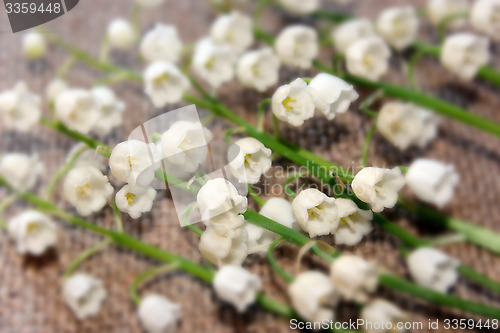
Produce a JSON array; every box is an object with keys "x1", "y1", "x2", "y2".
[{"x1": 0, "y1": 0, "x2": 499, "y2": 332}]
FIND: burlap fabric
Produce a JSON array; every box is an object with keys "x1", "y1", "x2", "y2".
[{"x1": 0, "y1": 0, "x2": 499, "y2": 332}]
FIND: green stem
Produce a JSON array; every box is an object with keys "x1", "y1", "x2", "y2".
[
  {"x1": 284, "y1": 170, "x2": 308, "y2": 199},
  {"x1": 311, "y1": 10, "x2": 351, "y2": 23},
  {"x1": 56, "y1": 55, "x2": 76, "y2": 78},
  {"x1": 112, "y1": 199, "x2": 124, "y2": 233},
  {"x1": 267, "y1": 238, "x2": 294, "y2": 283},
  {"x1": 436, "y1": 12, "x2": 470, "y2": 42},
  {"x1": 458, "y1": 265, "x2": 500, "y2": 294},
  {"x1": 130, "y1": 263, "x2": 180, "y2": 305},
  {"x1": 0, "y1": 194, "x2": 20, "y2": 230},
  {"x1": 379, "y1": 273, "x2": 500, "y2": 318},
  {"x1": 361, "y1": 122, "x2": 376, "y2": 167},
  {"x1": 407, "y1": 50, "x2": 424, "y2": 91},
  {"x1": 272, "y1": 114, "x2": 280, "y2": 139},
  {"x1": 257, "y1": 98, "x2": 272, "y2": 131},
  {"x1": 248, "y1": 185, "x2": 265, "y2": 207},
  {"x1": 64, "y1": 239, "x2": 111, "y2": 278},
  {"x1": 45, "y1": 145, "x2": 88, "y2": 200}
]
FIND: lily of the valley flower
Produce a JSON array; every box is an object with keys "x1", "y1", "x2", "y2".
[
  {"x1": 406, "y1": 159, "x2": 459, "y2": 208},
  {"x1": 279, "y1": 0, "x2": 319, "y2": 15},
  {"x1": 236, "y1": 48, "x2": 280, "y2": 92},
  {"x1": 309, "y1": 73, "x2": 359, "y2": 120},
  {"x1": 192, "y1": 38, "x2": 236, "y2": 89},
  {"x1": 427, "y1": 0, "x2": 469, "y2": 29},
  {"x1": 55, "y1": 89, "x2": 100, "y2": 134},
  {"x1": 407, "y1": 248, "x2": 460, "y2": 292},
  {"x1": 360, "y1": 299, "x2": 408, "y2": 333},
  {"x1": 144, "y1": 61, "x2": 190, "y2": 108},
  {"x1": 441, "y1": 33, "x2": 490, "y2": 80},
  {"x1": 346, "y1": 37, "x2": 391, "y2": 81},
  {"x1": 63, "y1": 166, "x2": 114, "y2": 216},
  {"x1": 140, "y1": 24, "x2": 182, "y2": 63},
  {"x1": 272, "y1": 78, "x2": 315, "y2": 127},
  {"x1": 289, "y1": 271, "x2": 340, "y2": 322},
  {"x1": 199, "y1": 226, "x2": 249, "y2": 266},
  {"x1": 91, "y1": 86, "x2": 125, "y2": 136},
  {"x1": 275, "y1": 25, "x2": 318, "y2": 69},
  {"x1": 213, "y1": 265, "x2": 262, "y2": 312},
  {"x1": 376, "y1": 6, "x2": 419, "y2": 50},
  {"x1": 22, "y1": 31, "x2": 47, "y2": 59},
  {"x1": 292, "y1": 188, "x2": 339, "y2": 238},
  {"x1": 376, "y1": 102, "x2": 440, "y2": 150},
  {"x1": 109, "y1": 140, "x2": 160, "y2": 188},
  {"x1": 138, "y1": 294, "x2": 182, "y2": 333},
  {"x1": 333, "y1": 19, "x2": 377, "y2": 54},
  {"x1": 210, "y1": 11, "x2": 253, "y2": 54},
  {"x1": 107, "y1": 18, "x2": 136, "y2": 49},
  {"x1": 63, "y1": 273, "x2": 107, "y2": 320},
  {"x1": 161, "y1": 121, "x2": 213, "y2": 173},
  {"x1": 0, "y1": 153, "x2": 43, "y2": 192},
  {"x1": 46, "y1": 78, "x2": 68, "y2": 103},
  {"x1": 116, "y1": 185, "x2": 156, "y2": 219},
  {"x1": 228, "y1": 137, "x2": 272, "y2": 184},
  {"x1": 245, "y1": 197, "x2": 299, "y2": 254},
  {"x1": 334, "y1": 198, "x2": 373, "y2": 246},
  {"x1": 8, "y1": 211, "x2": 57, "y2": 256},
  {"x1": 197, "y1": 178, "x2": 248, "y2": 220},
  {"x1": 471, "y1": 0, "x2": 500, "y2": 41},
  {"x1": 330, "y1": 255, "x2": 378, "y2": 303},
  {"x1": 351, "y1": 167, "x2": 405, "y2": 213},
  {"x1": 0, "y1": 82, "x2": 41, "y2": 132}
]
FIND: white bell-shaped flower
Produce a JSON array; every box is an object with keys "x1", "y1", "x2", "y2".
[
  {"x1": 107, "y1": 18, "x2": 136, "y2": 49},
  {"x1": 441, "y1": 33, "x2": 490, "y2": 80},
  {"x1": 333, "y1": 19, "x2": 377, "y2": 54},
  {"x1": 309, "y1": 73, "x2": 359, "y2": 120},
  {"x1": 351, "y1": 167, "x2": 405, "y2": 213},
  {"x1": 140, "y1": 24, "x2": 182, "y2": 63},
  {"x1": 376, "y1": 102, "x2": 440, "y2": 150},
  {"x1": 144, "y1": 61, "x2": 190, "y2": 108},
  {"x1": 0, "y1": 82, "x2": 41, "y2": 132},
  {"x1": 292, "y1": 188, "x2": 339, "y2": 238},
  {"x1": 116, "y1": 185, "x2": 156, "y2": 219},
  {"x1": 275, "y1": 25, "x2": 318, "y2": 69},
  {"x1": 199, "y1": 226, "x2": 249, "y2": 266},
  {"x1": 0, "y1": 153, "x2": 42, "y2": 192},
  {"x1": 67, "y1": 143, "x2": 105, "y2": 171},
  {"x1": 330, "y1": 255, "x2": 378, "y2": 303},
  {"x1": 360, "y1": 299, "x2": 408, "y2": 333},
  {"x1": 8, "y1": 211, "x2": 57, "y2": 256},
  {"x1": 55, "y1": 89, "x2": 100, "y2": 134},
  {"x1": 272, "y1": 78, "x2": 315, "y2": 127},
  {"x1": 346, "y1": 37, "x2": 391, "y2": 81},
  {"x1": 213, "y1": 265, "x2": 262, "y2": 312},
  {"x1": 22, "y1": 31, "x2": 47, "y2": 59},
  {"x1": 376, "y1": 6, "x2": 419, "y2": 51},
  {"x1": 228, "y1": 137, "x2": 272, "y2": 185},
  {"x1": 236, "y1": 48, "x2": 280, "y2": 92},
  {"x1": 161, "y1": 121, "x2": 212, "y2": 173},
  {"x1": 63, "y1": 273, "x2": 107, "y2": 320},
  {"x1": 91, "y1": 86, "x2": 125, "y2": 136},
  {"x1": 407, "y1": 247, "x2": 460, "y2": 292},
  {"x1": 63, "y1": 166, "x2": 114, "y2": 216},
  {"x1": 138, "y1": 294, "x2": 182, "y2": 333},
  {"x1": 471, "y1": 0, "x2": 500, "y2": 41},
  {"x1": 334, "y1": 198, "x2": 373, "y2": 246},
  {"x1": 210, "y1": 11, "x2": 253, "y2": 54},
  {"x1": 406, "y1": 159, "x2": 459, "y2": 208},
  {"x1": 192, "y1": 38, "x2": 236, "y2": 89},
  {"x1": 279, "y1": 0, "x2": 319, "y2": 15},
  {"x1": 196, "y1": 178, "x2": 248, "y2": 220},
  {"x1": 427, "y1": 0, "x2": 469, "y2": 29},
  {"x1": 109, "y1": 140, "x2": 160, "y2": 188},
  {"x1": 289, "y1": 271, "x2": 340, "y2": 322}
]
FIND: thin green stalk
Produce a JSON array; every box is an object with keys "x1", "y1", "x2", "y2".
[
  {"x1": 436, "y1": 12, "x2": 470, "y2": 42},
  {"x1": 257, "y1": 98, "x2": 272, "y2": 131},
  {"x1": 223, "y1": 127, "x2": 245, "y2": 144},
  {"x1": 45, "y1": 145, "x2": 88, "y2": 200},
  {"x1": 272, "y1": 114, "x2": 280, "y2": 139},
  {"x1": 248, "y1": 185, "x2": 265, "y2": 207},
  {"x1": 311, "y1": 10, "x2": 351, "y2": 23},
  {"x1": 407, "y1": 50, "x2": 424, "y2": 91},
  {"x1": 112, "y1": 199, "x2": 124, "y2": 233},
  {"x1": 64, "y1": 239, "x2": 111, "y2": 278},
  {"x1": 130, "y1": 263, "x2": 180, "y2": 305},
  {"x1": 458, "y1": 265, "x2": 500, "y2": 294},
  {"x1": 361, "y1": 122, "x2": 376, "y2": 167},
  {"x1": 0, "y1": 194, "x2": 19, "y2": 230},
  {"x1": 267, "y1": 238, "x2": 294, "y2": 283},
  {"x1": 56, "y1": 55, "x2": 76, "y2": 78},
  {"x1": 284, "y1": 170, "x2": 308, "y2": 199}
]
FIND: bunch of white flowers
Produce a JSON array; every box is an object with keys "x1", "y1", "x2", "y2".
[{"x1": 272, "y1": 73, "x2": 358, "y2": 127}]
